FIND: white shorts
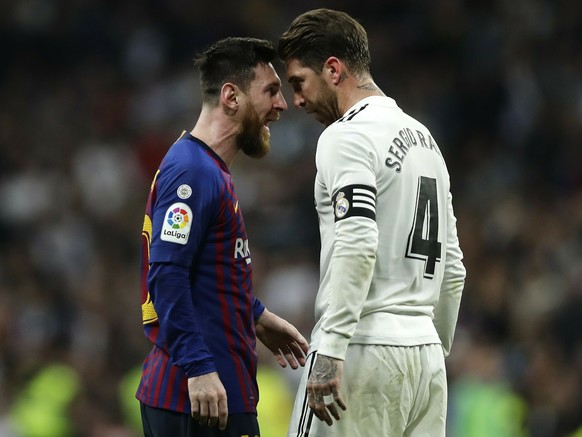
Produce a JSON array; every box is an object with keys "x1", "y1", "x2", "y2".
[{"x1": 287, "y1": 344, "x2": 447, "y2": 437}]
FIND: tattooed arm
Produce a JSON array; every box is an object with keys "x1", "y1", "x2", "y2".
[{"x1": 307, "y1": 354, "x2": 347, "y2": 426}]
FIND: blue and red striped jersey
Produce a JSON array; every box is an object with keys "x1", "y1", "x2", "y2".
[{"x1": 137, "y1": 132, "x2": 265, "y2": 415}]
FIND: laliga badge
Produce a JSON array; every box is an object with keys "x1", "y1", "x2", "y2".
[
  {"x1": 161, "y1": 202, "x2": 192, "y2": 245},
  {"x1": 335, "y1": 191, "x2": 349, "y2": 219}
]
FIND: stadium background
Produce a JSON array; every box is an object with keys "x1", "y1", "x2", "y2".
[{"x1": 0, "y1": 0, "x2": 581, "y2": 436}]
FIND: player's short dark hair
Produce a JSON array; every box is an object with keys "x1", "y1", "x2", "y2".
[
  {"x1": 278, "y1": 9, "x2": 371, "y2": 76},
  {"x1": 194, "y1": 37, "x2": 276, "y2": 105}
]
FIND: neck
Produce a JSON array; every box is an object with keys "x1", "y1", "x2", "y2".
[
  {"x1": 338, "y1": 74, "x2": 385, "y2": 115},
  {"x1": 190, "y1": 106, "x2": 239, "y2": 167}
]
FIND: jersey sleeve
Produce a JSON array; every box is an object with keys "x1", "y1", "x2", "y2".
[
  {"x1": 316, "y1": 124, "x2": 380, "y2": 360},
  {"x1": 253, "y1": 296, "x2": 266, "y2": 321},
  {"x1": 148, "y1": 159, "x2": 221, "y2": 377},
  {"x1": 433, "y1": 191, "x2": 466, "y2": 357},
  {"x1": 149, "y1": 160, "x2": 220, "y2": 266},
  {"x1": 148, "y1": 262, "x2": 216, "y2": 377}
]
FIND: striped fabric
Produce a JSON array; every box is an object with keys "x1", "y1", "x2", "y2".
[{"x1": 136, "y1": 134, "x2": 261, "y2": 415}]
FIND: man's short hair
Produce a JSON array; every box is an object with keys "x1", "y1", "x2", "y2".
[
  {"x1": 278, "y1": 9, "x2": 371, "y2": 76},
  {"x1": 194, "y1": 37, "x2": 276, "y2": 105}
]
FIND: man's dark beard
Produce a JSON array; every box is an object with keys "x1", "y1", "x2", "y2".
[
  {"x1": 237, "y1": 103, "x2": 270, "y2": 159},
  {"x1": 314, "y1": 76, "x2": 342, "y2": 127}
]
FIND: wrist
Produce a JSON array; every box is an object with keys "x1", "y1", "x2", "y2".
[
  {"x1": 184, "y1": 359, "x2": 216, "y2": 378},
  {"x1": 317, "y1": 332, "x2": 349, "y2": 360},
  {"x1": 255, "y1": 307, "x2": 271, "y2": 325}
]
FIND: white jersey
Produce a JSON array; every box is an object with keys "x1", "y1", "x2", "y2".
[{"x1": 311, "y1": 95, "x2": 466, "y2": 360}]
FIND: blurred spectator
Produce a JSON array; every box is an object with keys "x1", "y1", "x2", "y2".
[{"x1": 447, "y1": 332, "x2": 528, "y2": 436}]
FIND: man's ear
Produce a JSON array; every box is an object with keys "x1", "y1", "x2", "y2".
[
  {"x1": 324, "y1": 57, "x2": 343, "y2": 85},
  {"x1": 220, "y1": 83, "x2": 239, "y2": 114}
]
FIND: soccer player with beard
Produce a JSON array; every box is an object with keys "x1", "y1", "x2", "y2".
[
  {"x1": 137, "y1": 37, "x2": 309, "y2": 437},
  {"x1": 278, "y1": 9, "x2": 466, "y2": 437}
]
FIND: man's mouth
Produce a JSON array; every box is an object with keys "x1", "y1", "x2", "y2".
[{"x1": 263, "y1": 113, "x2": 280, "y2": 130}]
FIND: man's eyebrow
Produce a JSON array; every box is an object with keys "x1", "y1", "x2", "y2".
[{"x1": 264, "y1": 79, "x2": 281, "y2": 89}]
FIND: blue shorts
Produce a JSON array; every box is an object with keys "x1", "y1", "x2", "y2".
[{"x1": 140, "y1": 403, "x2": 260, "y2": 437}]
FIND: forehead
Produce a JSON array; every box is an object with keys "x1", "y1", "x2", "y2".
[
  {"x1": 285, "y1": 59, "x2": 315, "y2": 81},
  {"x1": 250, "y1": 62, "x2": 281, "y2": 88}
]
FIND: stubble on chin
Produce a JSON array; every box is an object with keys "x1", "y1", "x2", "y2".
[
  {"x1": 248, "y1": 127, "x2": 270, "y2": 159},
  {"x1": 238, "y1": 119, "x2": 270, "y2": 159},
  {"x1": 311, "y1": 81, "x2": 341, "y2": 127}
]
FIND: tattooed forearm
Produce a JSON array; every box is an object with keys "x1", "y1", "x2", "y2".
[{"x1": 310, "y1": 355, "x2": 338, "y2": 383}]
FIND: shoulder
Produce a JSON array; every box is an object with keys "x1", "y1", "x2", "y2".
[
  {"x1": 165, "y1": 138, "x2": 219, "y2": 174},
  {"x1": 320, "y1": 97, "x2": 399, "y2": 141},
  {"x1": 318, "y1": 117, "x2": 367, "y2": 151},
  {"x1": 158, "y1": 138, "x2": 223, "y2": 195},
  {"x1": 317, "y1": 104, "x2": 380, "y2": 162}
]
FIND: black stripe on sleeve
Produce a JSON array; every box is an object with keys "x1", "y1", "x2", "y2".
[
  {"x1": 297, "y1": 353, "x2": 317, "y2": 436},
  {"x1": 332, "y1": 184, "x2": 377, "y2": 223}
]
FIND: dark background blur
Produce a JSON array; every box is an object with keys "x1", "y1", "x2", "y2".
[{"x1": 0, "y1": 0, "x2": 581, "y2": 436}]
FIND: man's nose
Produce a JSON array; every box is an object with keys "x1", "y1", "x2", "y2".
[
  {"x1": 275, "y1": 91, "x2": 288, "y2": 111},
  {"x1": 293, "y1": 94, "x2": 305, "y2": 109}
]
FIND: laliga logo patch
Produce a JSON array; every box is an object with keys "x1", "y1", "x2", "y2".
[
  {"x1": 161, "y1": 202, "x2": 192, "y2": 245},
  {"x1": 177, "y1": 184, "x2": 192, "y2": 199},
  {"x1": 167, "y1": 206, "x2": 189, "y2": 229},
  {"x1": 335, "y1": 191, "x2": 349, "y2": 219}
]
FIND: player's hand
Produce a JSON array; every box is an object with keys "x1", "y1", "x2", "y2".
[
  {"x1": 307, "y1": 354, "x2": 347, "y2": 426},
  {"x1": 256, "y1": 309, "x2": 309, "y2": 369},
  {"x1": 188, "y1": 372, "x2": 228, "y2": 430}
]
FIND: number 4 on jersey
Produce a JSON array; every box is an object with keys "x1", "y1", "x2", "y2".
[{"x1": 406, "y1": 176, "x2": 442, "y2": 278}]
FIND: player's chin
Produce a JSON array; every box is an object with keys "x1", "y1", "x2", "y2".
[
  {"x1": 314, "y1": 112, "x2": 331, "y2": 126},
  {"x1": 262, "y1": 123, "x2": 271, "y2": 138},
  {"x1": 261, "y1": 125, "x2": 272, "y2": 148},
  {"x1": 244, "y1": 132, "x2": 270, "y2": 159},
  {"x1": 306, "y1": 109, "x2": 326, "y2": 125},
  {"x1": 259, "y1": 130, "x2": 271, "y2": 157}
]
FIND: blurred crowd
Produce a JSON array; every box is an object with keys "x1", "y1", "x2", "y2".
[{"x1": 0, "y1": 0, "x2": 581, "y2": 436}]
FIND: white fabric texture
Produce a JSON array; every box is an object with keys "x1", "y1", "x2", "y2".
[
  {"x1": 311, "y1": 96, "x2": 466, "y2": 360},
  {"x1": 288, "y1": 345, "x2": 447, "y2": 437}
]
